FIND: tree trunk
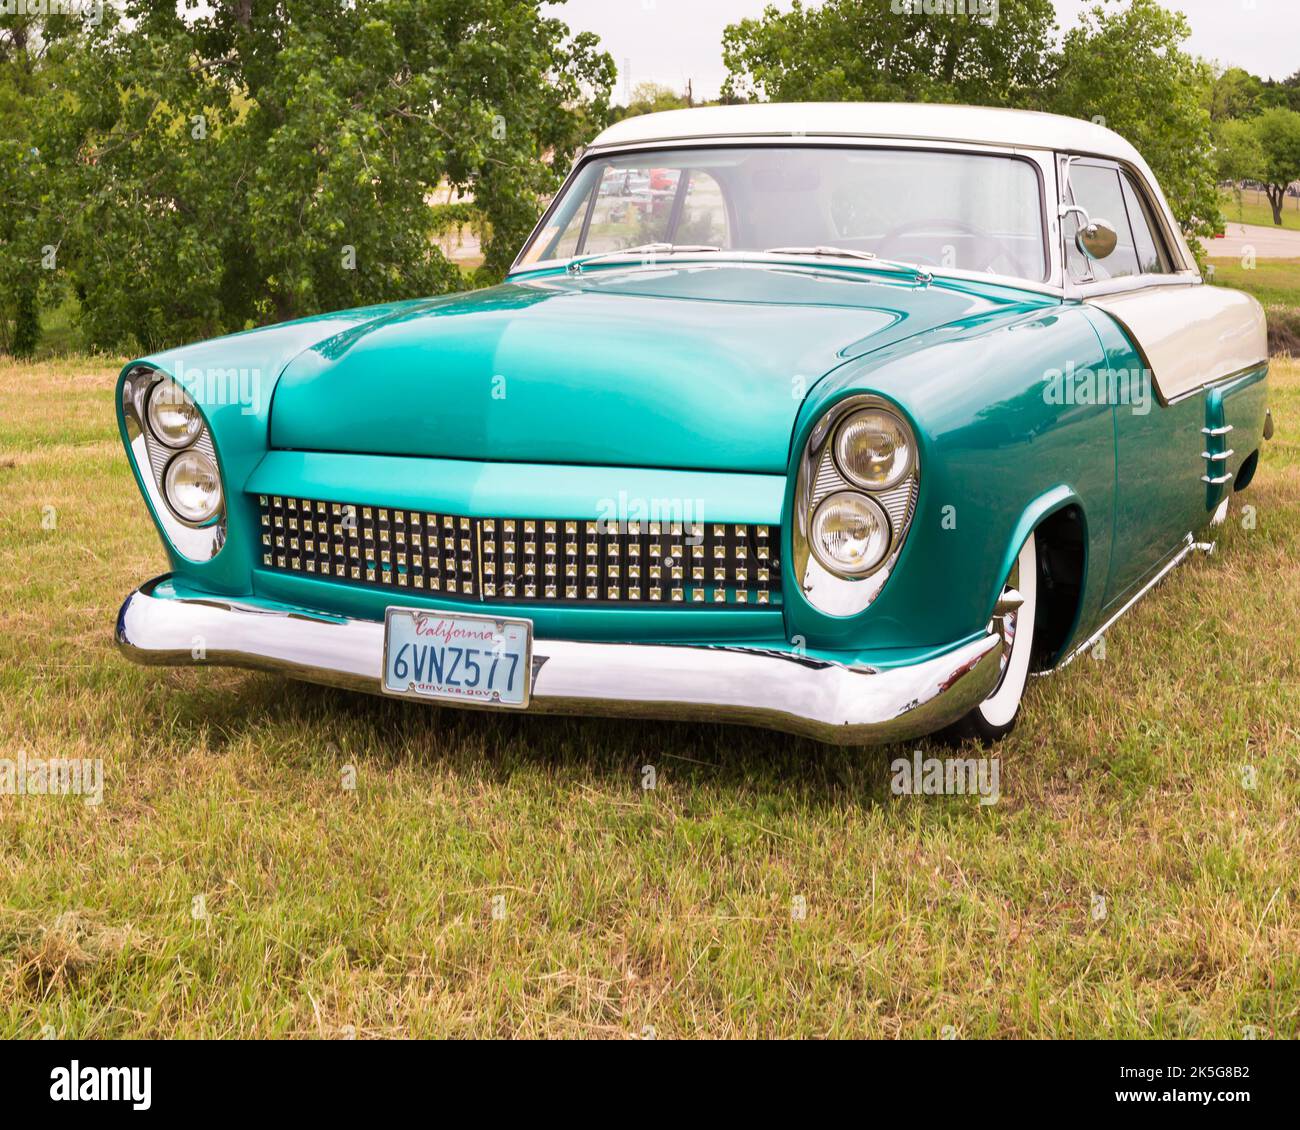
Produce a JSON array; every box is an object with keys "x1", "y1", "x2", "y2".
[{"x1": 1267, "y1": 184, "x2": 1285, "y2": 226}]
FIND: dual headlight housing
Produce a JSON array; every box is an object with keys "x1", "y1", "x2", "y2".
[
  {"x1": 810, "y1": 407, "x2": 913, "y2": 576},
  {"x1": 794, "y1": 396, "x2": 919, "y2": 616},
  {"x1": 145, "y1": 381, "x2": 223, "y2": 525},
  {"x1": 121, "y1": 366, "x2": 226, "y2": 561}
]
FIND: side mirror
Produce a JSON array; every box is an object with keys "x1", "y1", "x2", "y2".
[
  {"x1": 1059, "y1": 203, "x2": 1118, "y2": 261},
  {"x1": 1076, "y1": 218, "x2": 1118, "y2": 261}
]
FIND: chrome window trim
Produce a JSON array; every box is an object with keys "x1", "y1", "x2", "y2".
[
  {"x1": 1068, "y1": 274, "x2": 1201, "y2": 302},
  {"x1": 1055, "y1": 152, "x2": 1199, "y2": 302}
]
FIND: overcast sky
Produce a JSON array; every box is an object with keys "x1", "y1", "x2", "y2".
[{"x1": 549, "y1": 0, "x2": 1298, "y2": 102}]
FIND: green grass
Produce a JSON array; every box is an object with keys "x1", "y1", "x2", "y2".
[
  {"x1": 1209, "y1": 258, "x2": 1300, "y2": 309},
  {"x1": 1209, "y1": 258, "x2": 1300, "y2": 353},
  {"x1": 1220, "y1": 187, "x2": 1300, "y2": 233},
  {"x1": 2, "y1": 355, "x2": 1298, "y2": 1038}
]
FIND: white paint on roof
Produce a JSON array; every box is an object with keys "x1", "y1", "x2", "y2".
[{"x1": 589, "y1": 101, "x2": 1146, "y2": 167}]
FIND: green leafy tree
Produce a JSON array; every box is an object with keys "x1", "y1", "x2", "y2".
[
  {"x1": 35, "y1": 0, "x2": 613, "y2": 353},
  {"x1": 609, "y1": 81, "x2": 693, "y2": 123},
  {"x1": 1260, "y1": 68, "x2": 1300, "y2": 114},
  {"x1": 1213, "y1": 118, "x2": 1265, "y2": 186},
  {"x1": 721, "y1": 0, "x2": 1057, "y2": 106},
  {"x1": 0, "y1": 13, "x2": 68, "y2": 356},
  {"x1": 1207, "y1": 66, "x2": 1263, "y2": 122},
  {"x1": 1252, "y1": 107, "x2": 1300, "y2": 225},
  {"x1": 722, "y1": 0, "x2": 1223, "y2": 248},
  {"x1": 1048, "y1": 0, "x2": 1219, "y2": 245}
]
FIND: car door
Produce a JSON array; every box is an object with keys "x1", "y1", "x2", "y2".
[{"x1": 1060, "y1": 156, "x2": 1266, "y2": 609}]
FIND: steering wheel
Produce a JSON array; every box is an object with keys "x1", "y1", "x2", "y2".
[{"x1": 877, "y1": 218, "x2": 1016, "y2": 273}]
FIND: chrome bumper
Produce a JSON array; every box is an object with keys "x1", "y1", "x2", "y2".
[{"x1": 116, "y1": 577, "x2": 1003, "y2": 745}]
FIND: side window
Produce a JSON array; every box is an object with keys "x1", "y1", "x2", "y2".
[
  {"x1": 1119, "y1": 171, "x2": 1174, "y2": 274},
  {"x1": 675, "y1": 170, "x2": 729, "y2": 246},
  {"x1": 1065, "y1": 163, "x2": 1141, "y2": 282}
]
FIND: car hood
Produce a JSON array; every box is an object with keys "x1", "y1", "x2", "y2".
[{"x1": 268, "y1": 263, "x2": 1041, "y2": 473}]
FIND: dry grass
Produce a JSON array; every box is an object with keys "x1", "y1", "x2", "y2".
[{"x1": 1, "y1": 353, "x2": 1297, "y2": 1039}]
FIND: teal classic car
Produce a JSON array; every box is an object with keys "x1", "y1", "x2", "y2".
[{"x1": 115, "y1": 103, "x2": 1271, "y2": 744}]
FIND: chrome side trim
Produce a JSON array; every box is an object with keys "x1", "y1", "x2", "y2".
[
  {"x1": 1046, "y1": 534, "x2": 1205, "y2": 671},
  {"x1": 115, "y1": 576, "x2": 1004, "y2": 746}
]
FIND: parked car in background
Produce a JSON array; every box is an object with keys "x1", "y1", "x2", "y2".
[{"x1": 115, "y1": 103, "x2": 1270, "y2": 744}]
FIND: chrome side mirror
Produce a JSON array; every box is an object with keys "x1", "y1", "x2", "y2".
[
  {"x1": 1076, "y1": 218, "x2": 1118, "y2": 261},
  {"x1": 1059, "y1": 203, "x2": 1118, "y2": 261}
]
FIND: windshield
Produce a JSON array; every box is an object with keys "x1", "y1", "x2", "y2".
[{"x1": 517, "y1": 145, "x2": 1048, "y2": 282}]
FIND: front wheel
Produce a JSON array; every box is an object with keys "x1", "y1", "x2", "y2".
[{"x1": 940, "y1": 530, "x2": 1038, "y2": 744}]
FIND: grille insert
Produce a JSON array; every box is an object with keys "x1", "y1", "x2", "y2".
[{"x1": 257, "y1": 495, "x2": 781, "y2": 607}]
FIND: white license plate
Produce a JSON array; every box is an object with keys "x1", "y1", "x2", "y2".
[{"x1": 381, "y1": 608, "x2": 533, "y2": 707}]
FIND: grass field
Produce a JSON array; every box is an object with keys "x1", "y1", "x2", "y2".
[
  {"x1": 1220, "y1": 187, "x2": 1300, "y2": 233},
  {"x1": 1, "y1": 354, "x2": 1298, "y2": 1039},
  {"x1": 1209, "y1": 258, "x2": 1300, "y2": 354},
  {"x1": 1209, "y1": 258, "x2": 1300, "y2": 308}
]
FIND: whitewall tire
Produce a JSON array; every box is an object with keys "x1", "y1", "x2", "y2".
[{"x1": 942, "y1": 530, "x2": 1037, "y2": 743}]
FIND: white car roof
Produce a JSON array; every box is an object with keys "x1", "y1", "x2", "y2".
[{"x1": 588, "y1": 102, "x2": 1145, "y2": 167}]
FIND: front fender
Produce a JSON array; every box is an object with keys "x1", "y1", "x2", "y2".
[
  {"x1": 115, "y1": 301, "x2": 430, "y2": 596},
  {"x1": 782, "y1": 301, "x2": 1115, "y2": 653}
]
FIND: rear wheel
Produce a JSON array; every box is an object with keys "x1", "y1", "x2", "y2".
[{"x1": 940, "y1": 531, "x2": 1038, "y2": 744}]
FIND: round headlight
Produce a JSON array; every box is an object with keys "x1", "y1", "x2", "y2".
[
  {"x1": 164, "y1": 450, "x2": 223, "y2": 524},
  {"x1": 810, "y1": 491, "x2": 890, "y2": 576},
  {"x1": 834, "y1": 408, "x2": 912, "y2": 490},
  {"x1": 147, "y1": 381, "x2": 204, "y2": 448}
]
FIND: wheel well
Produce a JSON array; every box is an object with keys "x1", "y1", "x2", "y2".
[
  {"x1": 1031, "y1": 505, "x2": 1086, "y2": 670},
  {"x1": 1234, "y1": 449, "x2": 1259, "y2": 493}
]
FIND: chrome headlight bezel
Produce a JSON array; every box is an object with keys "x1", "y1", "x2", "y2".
[
  {"x1": 163, "y1": 448, "x2": 224, "y2": 525},
  {"x1": 809, "y1": 490, "x2": 891, "y2": 577},
  {"x1": 792, "y1": 394, "x2": 920, "y2": 617},
  {"x1": 146, "y1": 380, "x2": 205, "y2": 449},
  {"x1": 832, "y1": 407, "x2": 914, "y2": 491},
  {"x1": 120, "y1": 365, "x2": 227, "y2": 560}
]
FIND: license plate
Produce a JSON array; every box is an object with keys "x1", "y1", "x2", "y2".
[{"x1": 381, "y1": 608, "x2": 533, "y2": 708}]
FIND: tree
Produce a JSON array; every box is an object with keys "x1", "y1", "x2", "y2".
[
  {"x1": 31, "y1": 0, "x2": 613, "y2": 354},
  {"x1": 721, "y1": 0, "x2": 1224, "y2": 249},
  {"x1": 1207, "y1": 66, "x2": 1263, "y2": 122},
  {"x1": 1252, "y1": 107, "x2": 1300, "y2": 225},
  {"x1": 721, "y1": 0, "x2": 1057, "y2": 107},
  {"x1": 1213, "y1": 118, "x2": 1265, "y2": 186},
  {"x1": 609, "y1": 82, "x2": 692, "y2": 123},
  {"x1": 0, "y1": 12, "x2": 69, "y2": 356},
  {"x1": 1260, "y1": 68, "x2": 1300, "y2": 114},
  {"x1": 1048, "y1": 0, "x2": 1219, "y2": 246}
]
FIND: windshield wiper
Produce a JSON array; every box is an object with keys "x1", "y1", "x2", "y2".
[
  {"x1": 566, "y1": 243, "x2": 721, "y2": 275},
  {"x1": 763, "y1": 246, "x2": 932, "y2": 283}
]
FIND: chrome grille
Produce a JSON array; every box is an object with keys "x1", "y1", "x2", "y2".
[{"x1": 256, "y1": 495, "x2": 781, "y2": 607}]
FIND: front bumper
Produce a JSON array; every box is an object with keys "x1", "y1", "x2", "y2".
[{"x1": 116, "y1": 576, "x2": 1003, "y2": 745}]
